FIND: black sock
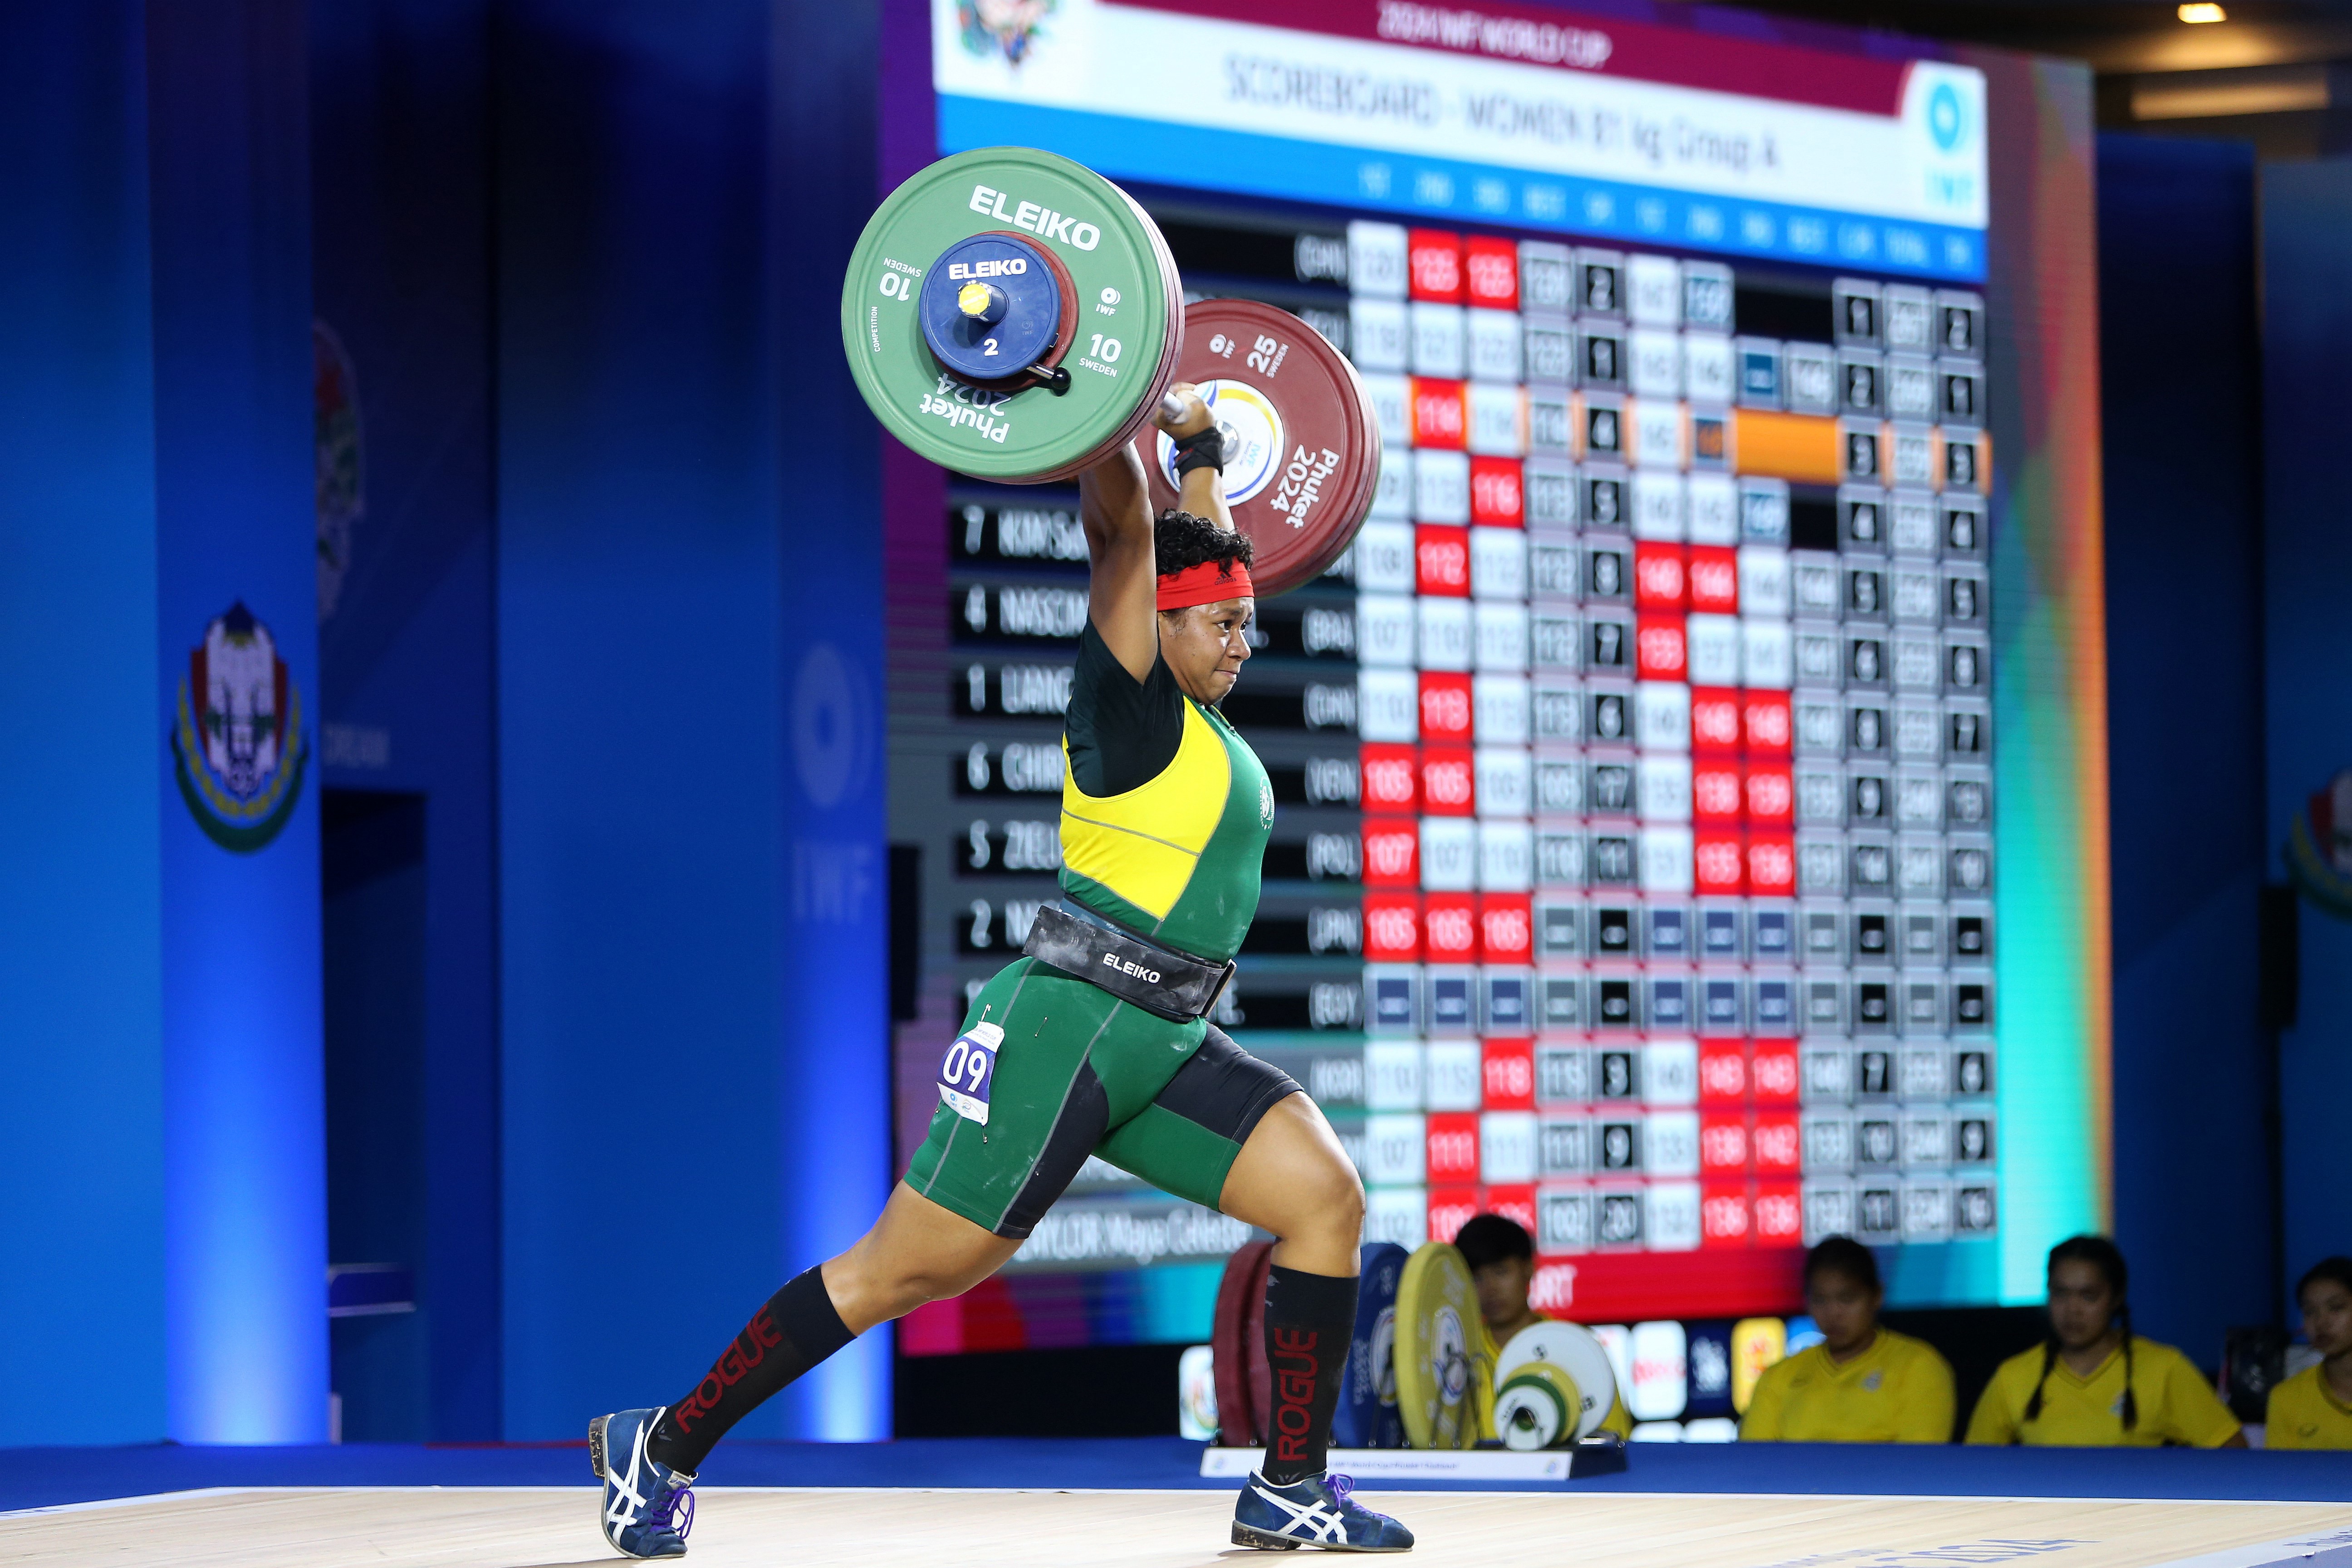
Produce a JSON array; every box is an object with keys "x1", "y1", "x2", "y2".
[
  {"x1": 646, "y1": 1266, "x2": 855, "y2": 1474},
  {"x1": 1259, "y1": 1264, "x2": 1357, "y2": 1485}
]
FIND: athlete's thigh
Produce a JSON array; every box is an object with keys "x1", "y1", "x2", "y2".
[
  {"x1": 1094, "y1": 1025, "x2": 1302, "y2": 1210},
  {"x1": 1215, "y1": 1088, "x2": 1360, "y2": 1239},
  {"x1": 903, "y1": 961, "x2": 1125, "y2": 1239}
]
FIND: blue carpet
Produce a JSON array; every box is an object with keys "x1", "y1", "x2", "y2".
[{"x1": 5, "y1": 1437, "x2": 2350, "y2": 1516}]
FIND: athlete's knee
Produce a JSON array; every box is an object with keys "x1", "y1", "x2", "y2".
[{"x1": 1279, "y1": 1152, "x2": 1365, "y2": 1243}]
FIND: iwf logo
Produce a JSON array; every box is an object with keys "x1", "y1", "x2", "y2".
[{"x1": 171, "y1": 602, "x2": 309, "y2": 852}]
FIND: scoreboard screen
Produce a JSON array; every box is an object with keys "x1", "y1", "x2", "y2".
[{"x1": 885, "y1": 0, "x2": 2109, "y2": 1366}]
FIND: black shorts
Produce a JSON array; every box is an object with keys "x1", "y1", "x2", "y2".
[{"x1": 907, "y1": 965, "x2": 1301, "y2": 1239}]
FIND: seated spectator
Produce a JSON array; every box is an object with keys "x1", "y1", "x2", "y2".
[
  {"x1": 1740, "y1": 1235, "x2": 1955, "y2": 1442},
  {"x1": 2265, "y1": 1256, "x2": 2352, "y2": 1449},
  {"x1": 1453, "y1": 1214, "x2": 1631, "y2": 1441},
  {"x1": 1967, "y1": 1234, "x2": 2244, "y2": 1447}
]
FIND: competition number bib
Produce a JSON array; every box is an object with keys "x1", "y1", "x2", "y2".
[{"x1": 937, "y1": 1021, "x2": 1004, "y2": 1124}]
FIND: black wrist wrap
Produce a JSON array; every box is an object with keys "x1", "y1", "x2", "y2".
[{"x1": 1171, "y1": 424, "x2": 1226, "y2": 477}]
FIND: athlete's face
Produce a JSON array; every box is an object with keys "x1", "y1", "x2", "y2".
[
  {"x1": 1806, "y1": 1269, "x2": 1881, "y2": 1359},
  {"x1": 1160, "y1": 597, "x2": 1254, "y2": 705},
  {"x1": 2302, "y1": 1279, "x2": 2352, "y2": 1359},
  {"x1": 1471, "y1": 1255, "x2": 1535, "y2": 1332},
  {"x1": 2048, "y1": 1259, "x2": 2120, "y2": 1352}
]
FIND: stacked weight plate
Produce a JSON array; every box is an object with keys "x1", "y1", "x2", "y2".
[
  {"x1": 841, "y1": 146, "x2": 1182, "y2": 485},
  {"x1": 1392, "y1": 1242, "x2": 1482, "y2": 1450},
  {"x1": 1491, "y1": 1319, "x2": 1619, "y2": 1450},
  {"x1": 1144, "y1": 297, "x2": 1382, "y2": 597}
]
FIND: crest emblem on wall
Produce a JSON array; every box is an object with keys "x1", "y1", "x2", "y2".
[
  {"x1": 2287, "y1": 769, "x2": 2352, "y2": 920},
  {"x1": 172, "y1": 602, "x2": 309, "y2": 852},
  {"x1": 957, "y1": 0, "x2": 1054, "y2": 64}
]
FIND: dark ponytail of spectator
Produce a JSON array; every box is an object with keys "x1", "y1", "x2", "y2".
[{"x1": 2025, "y1": 1235, "x2": 2136, "y2": 1430}]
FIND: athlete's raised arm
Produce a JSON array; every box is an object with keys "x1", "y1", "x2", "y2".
[{"x1": 1080, "y1": 384, "x2": 1220, "y2": 681}]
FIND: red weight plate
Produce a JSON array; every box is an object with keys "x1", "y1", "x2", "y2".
[
  {"x1": 1212, "y1": 1239, "x2": 1274, "y2": 1447},
  {"x1": 1243, "y1": 1240, "x2": 1274, "y2": 1444},
  {"x1": 1144, "y1": 299, "x2": 1378, "y2": 598}
]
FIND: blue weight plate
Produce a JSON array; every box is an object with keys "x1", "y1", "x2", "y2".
[
  {"x1": 1333, "y1": 1241, "x2": 1409, "y2": 1449},
  {"x1": 919, "y1": 234, "x2": 1062, "y2": 381}
]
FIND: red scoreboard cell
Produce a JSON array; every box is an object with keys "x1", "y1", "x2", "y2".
[
  {"x1": 1692, "y1": 762, "x2": 1743, "y2": 823},
  {"x1": 1697, "y1": 1039, "x2": 1749, "y2": 1102},
  {"x1": 1755, "y1": 1181, "x2": 1804, "y2": 1247},
  {"x1": 1687, "y1": 545, "x2": 1739, "y2": 613},
  {"x1": 1424, "y1": 893, "x2": 1478, "y2": 962},
  {"x1": 1416, "y1": 525, "x2": 1470, "y2": 595},
  {"x1": 1479, "y1": 892, "x2": 1533, "y2": 962},
  {"x1": 1753, "y1": 1112, "x2": 1803, "y2": 1176},
  {"x1": 1700, "y1": 1113, "x2": 1751, "y2": 1176},
  {"x1": 1743, "y1": 691, "x2": 1793, "y2": 756},
  {"x1": 1636, "y1": 614, "x2": 1688, "y2": 681},
  {"x1": 1420, "y1": 673, "x2": 1474, "y2": 741},
  {"x1": 1744, "y1": 764, "x2": 1795, "y2": 824},
  {"x1": 1428, "y1": 1188, "x2": 1481, "y2": 1243},
  {"x1": 1690, "y1": 688, "x2": 1742, "y2": 755},
  {"x1": 1693, "y1": 829, "x2": 1746, "y2": 895},
  {"x1": 1360, "y1": 743, "x2": 1420, "y2": 814},
  {"x1": 1421, "y1": 745, "x2": 1475, "y2": 815},
  {"x1": 1751, "y1": 1040, "x2": 1800, "y2": 1105},
  {"x1": 1463, "y1": 235, "x2": 1518, "y2": 309},
  {"x1": 1482, "y1": 1039, "x2": 1535, "y2": 1109},
  {"x1": 1362, "y1": 820, "x2": 1421, "y2": 887},
  {"x1": 1362, "y1": 892, "x2": 1423, "y2": 960},
  {"x1": 1747, "y1": 833, "x2": 1796, "y2": 896},
  {"x1": 1480, "y1": 1186, "x2": 1539, "y2": 1240},
  {"x1": 1426, "y1": 1114, "x2": 1481, "y2": 1184},
  {"x1": 1700, "y1": 1183, "x2": 1753, "y2": 1248},
  {"x1": 1408, "y1": 229, "x2": 1463, "y2": 302},
  {"x1": 1470, "y1": 457, "x2": 1524, "y2": 526},
  {"x1": 1633, "y1": 544, "x2": 1687, "y2": 610}
]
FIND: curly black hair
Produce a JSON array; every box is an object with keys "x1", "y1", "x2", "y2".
[{"x1": 1154, "y1": 509, "x2": 1253, "y2": 580}]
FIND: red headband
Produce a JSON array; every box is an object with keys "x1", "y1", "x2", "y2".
[{"x1": 1156, "y1": 558, "x2": 1254, "y2": 611}]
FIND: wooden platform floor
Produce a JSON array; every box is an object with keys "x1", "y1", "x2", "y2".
[{"x1": 4, "y1": 1485, "x2": 2347, "y2": 1568}]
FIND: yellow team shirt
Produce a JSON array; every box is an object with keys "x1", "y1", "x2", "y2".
[
  {"x1": 2264, "y1": 1364, "x2": 2352, "y2": 1450},
  {"x1": 1477, "y1": 1317, "x2": 1633, "y2": 1442},
  {"x1": 1966, "y1": 1337, "x2": 2240, "y2": 1448},
  {"x1": 1740, "y1": 1329, "x2": 1955, "y2": 1443}
]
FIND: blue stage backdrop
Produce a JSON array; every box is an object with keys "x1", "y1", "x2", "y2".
[
  {"x1": 496, "y1": 0, "x2": 888, "y2": 1441},
  {"x1": 0, "y1": 0, "x2": 170, "y2": 1446},
  {"x1": 309, "y1": 0, "x2": 505, "y2": 1443},
  {"x1": 2096, "y1": 136, "x2": 2274, "y2": 1360},
  {"x1": 149, "y1": 0, "x2": 331, "y2": 1444},
  {"x1": 2261, "y1": 160, "x2": 2352, "y2": 1303}
]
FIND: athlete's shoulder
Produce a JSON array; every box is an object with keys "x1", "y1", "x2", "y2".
[
  {"x1": 2127, "y1": 1336, "x2": 2199, "y2": 1378},
  {"x1": 1986, "y1": 1343, "x2": 2049, "y2": 1392},
  {"x1": 1755, "y1": 1345, "x2": 1820, "y2": 1390},
  {"x1": 2266, "y1": 1364, "x2": 2321, "y2": 1414},
  {"x1": 1880, "y1": 1328, "x2": 1954, "y2": 1375}
]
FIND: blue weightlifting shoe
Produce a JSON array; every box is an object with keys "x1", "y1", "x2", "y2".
[
  {"x1": 588, "y1": 1406, "x2": 695, "y2": 1558},
  {"x1": 1233, "y1": 1470, "x2": 1414, "y2": 1552}
]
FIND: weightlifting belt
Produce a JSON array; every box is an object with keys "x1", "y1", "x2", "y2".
[{"x1": 1021, "y1": 903, "x2": 1235, "y2": 1023}]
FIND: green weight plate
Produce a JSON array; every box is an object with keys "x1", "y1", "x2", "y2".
[
  {"x1": 1494, "y1": 1363, "x2": 1579, "y2": 1451},
  {"x1": 1029, "y1": 182, "x2": 1187, "y2": 483},
  {"x1": 842, "y1": 147, "x2": 1177, "y2": 484},
  {"x1": 1394, "y1": 1242, "x2": 1481, "y2": 1450}
]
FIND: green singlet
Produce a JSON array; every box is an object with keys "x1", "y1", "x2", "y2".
[{"x1": 904, "y1": 622, "x2": 1294, "y2": 1239}]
